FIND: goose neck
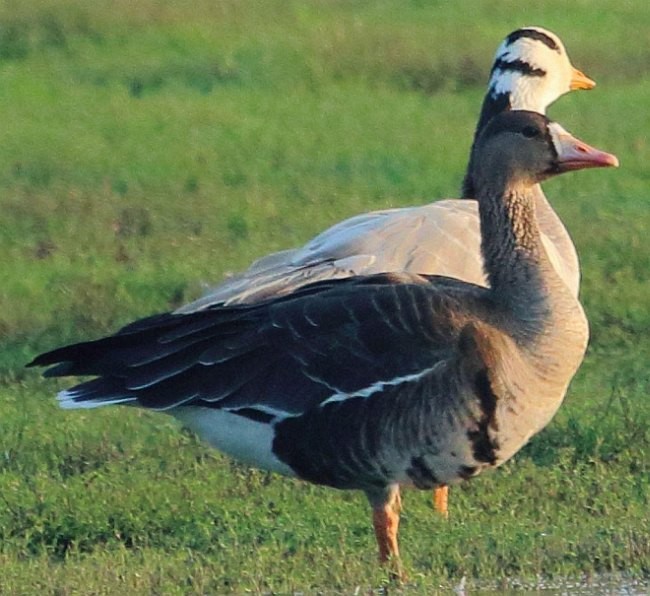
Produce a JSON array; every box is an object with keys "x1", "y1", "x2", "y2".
[{"x1": 478, "y1": 183, "x2": 555, "y2": 331}]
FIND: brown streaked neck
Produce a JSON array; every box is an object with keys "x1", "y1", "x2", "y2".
[{"x1": 477, "y1": 179, "x2": 555, "y2": 336}]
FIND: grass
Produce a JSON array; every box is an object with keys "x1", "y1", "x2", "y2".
[{"x1": 0, "y1": 0, "x2": 649, "y2": 592}]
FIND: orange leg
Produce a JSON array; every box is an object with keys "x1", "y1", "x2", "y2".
[
  {"x1": 432, "y1": 485, "x2": 449, "y2": 518},
  {"x1": 371, "y1": 486, "x2": 406, "y2": 581}
]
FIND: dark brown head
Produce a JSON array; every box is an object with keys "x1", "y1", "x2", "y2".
[{"x1": 470, "y1": 110, "x2": 618, "y2": 191}]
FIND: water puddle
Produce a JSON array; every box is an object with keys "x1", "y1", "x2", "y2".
[{"x1": 456, "y1": 573, "x2": 648, "y2": 594}]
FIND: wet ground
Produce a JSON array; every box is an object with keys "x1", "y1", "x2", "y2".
[{"x1": 455, "y1": 573, "x2": 648, "y2": 594}]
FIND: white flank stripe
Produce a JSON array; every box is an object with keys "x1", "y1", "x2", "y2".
[
  {"x1": 319, "y1": 366, "x2": 436, "y2": 408},
  {"x1": 227, "y1": 404, "x2": 289, "y2": 420}
]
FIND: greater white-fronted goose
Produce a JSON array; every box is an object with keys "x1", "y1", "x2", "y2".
[
  {"x1": 176, "y1": 27, "x2": 596, "y2": 515},
  {"x1": 31, "y1": 111, "x2": 618, "y2": 578}
]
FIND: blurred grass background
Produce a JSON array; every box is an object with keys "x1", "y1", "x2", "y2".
[{"x1": 0, "y1": 0, "x2": 648, "y2": 592}]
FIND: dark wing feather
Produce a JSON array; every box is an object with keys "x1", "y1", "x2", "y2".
[{"x1": 30, "y1": 273, "x2": 487, "y2": 415}]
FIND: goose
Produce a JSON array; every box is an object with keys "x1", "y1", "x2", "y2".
[
  {"x1": 176, "y1": 26, "x2": 596, "y2": 516},
  {"x1": 181, "y1": 26, "x2": 595, "y2": 313},
  {"x1": 30, "y1": 111, "x2": 618, "y2": 578}
]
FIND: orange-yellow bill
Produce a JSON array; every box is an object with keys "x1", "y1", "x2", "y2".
[{"x1": 570, "y1": 67, "x2": 596, "y2": 91}]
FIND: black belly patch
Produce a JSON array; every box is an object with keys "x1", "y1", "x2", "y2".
[
  {"x1": 407, "y1": 456, "x2": 440, "y2": 489},
  {"x1": 457, "y1": 465, "x2": 478, "y2": 480},
  {"x1": 229, "y1": 407, "x2": 275, "y2": 424},
  {"x1": 466, "y1": 369, "x2": 499, "y2": 464},
  {"x1": 271, "y1": 398, "x2": 385, "y2": 491}
]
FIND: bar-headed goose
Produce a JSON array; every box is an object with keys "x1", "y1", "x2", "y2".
[
  {"x1": 30, "y1": 111, "x2": 618, "y2": 579},
  {"x1": 176, "y1": 26, "x2": 596, "y2": 516},
  {"x1": 181, "y1": 26, "x2": 594, "y2": 313}
]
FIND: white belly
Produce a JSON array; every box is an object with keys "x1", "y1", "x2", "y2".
[{"x1": 171, "y1": 407, "x2": 295, "y2": 477}]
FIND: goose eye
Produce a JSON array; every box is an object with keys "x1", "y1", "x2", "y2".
[{"x1": 521, "y1": 126, "x2": 540, "y2": 139}]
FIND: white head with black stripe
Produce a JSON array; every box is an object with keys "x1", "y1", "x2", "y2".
[{"x1": 488, "y1": 26, "x2": 595, "y2": 114}]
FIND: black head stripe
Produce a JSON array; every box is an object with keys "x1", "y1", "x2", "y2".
[
  {"x1": 491, "y1": 58, "x2": 546, "y2": 78},
  {"x1": 506, "y1": 28, "x2": 560, "y2": 53}
]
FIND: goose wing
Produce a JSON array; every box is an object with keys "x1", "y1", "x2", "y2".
[
  {"x1": 177, "y1": 201, "x2": 483, "y2": 312},
  {"x1": 30, "y1": 273, "x2": 486, "y2": 418},
  {"x1": 178, "y1": 195, "x2": 578, "y2": 314}
]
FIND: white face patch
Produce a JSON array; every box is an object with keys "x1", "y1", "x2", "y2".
[
  {"x1": 488, "y1": 27, "x2": 573, "y2": 113},
  {"x1": 547, "y1": 121, "x2": 571, "y2": 154}
]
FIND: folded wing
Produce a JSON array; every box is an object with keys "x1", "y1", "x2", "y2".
[{"x1": 30, "y1": 273, "x2": 485, "y2": 419}]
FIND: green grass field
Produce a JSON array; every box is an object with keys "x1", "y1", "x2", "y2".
[{"x1": 1, "y1": 1, "x2": 649, "y2": 592}]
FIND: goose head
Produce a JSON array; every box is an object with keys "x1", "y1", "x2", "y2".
[
  {"x1": 472, "y1": 110, "x2": 618, "y2": 193},
  {"x1": 471, "y1": 110, "x2": 617, "y2": 315},
  {"x1": 465, "y1": 27, "x2": 595, "y2": 198},
  {"x1": 486, "y1": 27, "x2": 595, "y2": 117}
]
